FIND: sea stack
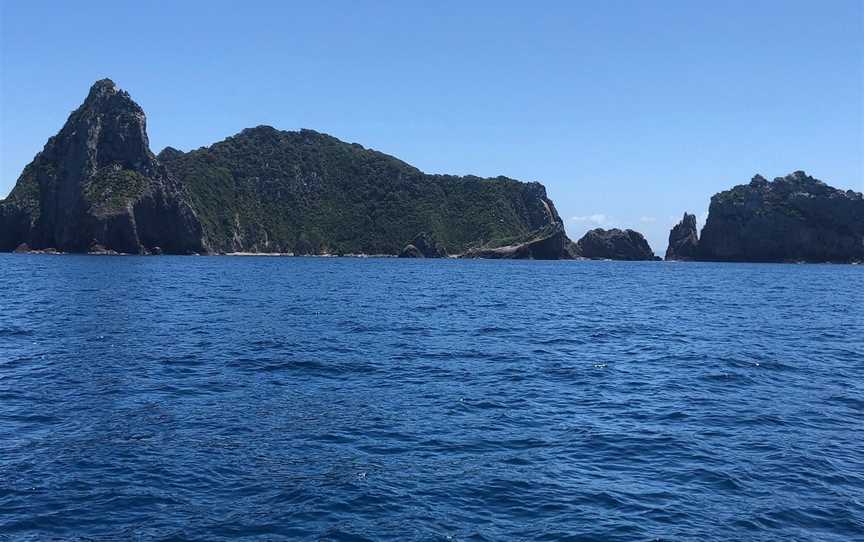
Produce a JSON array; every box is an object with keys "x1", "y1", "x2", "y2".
[
  {"x1": 0, "y1": 79, "x2": 205, "y2": 254},
  {"x1": 574, "y1": 228, "x2": 658, "y2": 260},
  {"x1": 665, "y1": 213, "x2": 699, "y2": 260}
]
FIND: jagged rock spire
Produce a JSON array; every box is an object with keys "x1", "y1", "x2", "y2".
[
  {"x1": 0, "y1": 79, "x2": 206, "y2": 254},
  {"x1": 665, "y1": 212, "x2": 699, "y2": 260}
]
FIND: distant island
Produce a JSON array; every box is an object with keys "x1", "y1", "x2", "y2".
[
  {"x1": 666, "y1": 172, "x2": 864, "y2": 263},
  {"x1": 0, "y1": 80, "x2": 861, "y2": 263}
]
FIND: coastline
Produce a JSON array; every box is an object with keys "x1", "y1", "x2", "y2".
[{"x1": 3, "y1": 250, "x2": 860, "y2": 264}]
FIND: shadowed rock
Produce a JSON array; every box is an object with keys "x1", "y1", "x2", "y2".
[
  {"x1": 698, "y1": 171, "x2": 864, "y2": 263},
  {"x1": 399, "y1": 233, "x2": 447, "y2": 258},
  {"x1": 0, "y1": 79, "x2": 205, "y2": 254},
  {"x1": 665, "y1": 213, "x2": 699, "y2": 260},
  {"x1": 575, "y1": 228, "x2": 658, "y2": 260},
  {"x1": 398, "y1": 244, "x2": 423, "y2": 258}
]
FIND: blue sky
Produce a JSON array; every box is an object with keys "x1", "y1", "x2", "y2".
[{"x1": 1, "y1": 0, "x2": 861, "y2": 253}]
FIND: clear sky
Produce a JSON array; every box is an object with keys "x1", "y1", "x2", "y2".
[{"x1": 1, "y1": 0, "x2": 862, "y2": 253}]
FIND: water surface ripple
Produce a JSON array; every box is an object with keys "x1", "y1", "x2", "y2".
[{"x1": 0, "y1": 256, "x2": 862, "y2": 541}]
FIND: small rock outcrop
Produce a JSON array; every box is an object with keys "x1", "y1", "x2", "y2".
[
  {"x1": 575, "y1": 228, "x2": 658, "y2": 260},
  {"x1": 0, "y1": 79, "x2": 205, "y2": 254},
  {"x1": 398, "y1": 233, "x2": 447, "y2": 258},
  {"x1": 665, "y1": 213, "x2": 699, "y2": 260},
  {"x1": 461, "y1": 224, "x2": 572, "y2": 260},
  {"x1": 398, "y1": 244, "x2": 423, "y2": 258},
  {"x1": 697, "y1": 171, "x2": 864, "y2": 263}
]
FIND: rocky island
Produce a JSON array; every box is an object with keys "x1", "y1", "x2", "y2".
[
  {"x1": 573, "y1": 228, "x2": 659, "y2": 261},
  {"x1": 667, "y1": 172, "x2": 864, "y2": 263},
  {"x1": 0, "y1": 79, "x2": 594, "y2": 259}
]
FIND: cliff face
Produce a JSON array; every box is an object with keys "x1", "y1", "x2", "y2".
[
  {"x1": 0, "y1": 80, "x2": 205, "y2": 254},
  {"x1": 665, "y1": 213, "x2": 699, "y2": 260},
  {"x1": 574, "y1": 228, "x2": 658, "y2": 261},
  {"x1": 159, "y1": 126, "x2": 571, "y2": 257},
  {"x1": 697, "y1": 172, "x2": 864, "y2": 263}
]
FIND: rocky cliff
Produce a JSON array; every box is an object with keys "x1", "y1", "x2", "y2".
[
  {"x1": 665, "y1": 213, "x2": 699, "y2": 260},
  {"x1": 574, "y1": 228, "x2": 658, "y2": 260},
  {"x1": 1, "y1": 80, "x2": 574, "y2": 257},
  {"x1": 0, "y1": 80, "x2": 205, "y2": 254},
  {"x1": 695, "y1": 172, "x2": 863, "y2": 263}
]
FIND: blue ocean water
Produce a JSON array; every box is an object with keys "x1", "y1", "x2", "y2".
[{"x1": 0, "y1": 255, "x2": 862, "y2": 541}]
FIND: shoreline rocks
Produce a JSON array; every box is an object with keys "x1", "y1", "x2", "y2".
[
  {"x1": 460, "y1": 224, "x2": 572, "y2": 260},
  {"x1": 399, "y1": 233, "x2": 447, "y2": 258}
]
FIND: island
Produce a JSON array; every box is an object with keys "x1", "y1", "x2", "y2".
[
  {"x1": 666, "y1": 172, "x2": 864, "y2": 263},
  {"x1": 1, "y1": 79, "x2": 600, "y2": 259}
]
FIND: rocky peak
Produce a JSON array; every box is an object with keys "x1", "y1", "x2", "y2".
[
  {"x1": 750, "y1": 174, "x2": 769, "y2": 187},
  {"x1": 43, "y1": 77, "x2": 154, "y2": 179},
  {"x1": 241, "y1": 125, "x2": 279, "y2": 137},
  {"x1": 0, "y1": 79, "x2": 205, "y2": 254},
  {"x1": 157, "y1": 146, "x2": 185, "y2": 162},
  {"x1": 680, "y1": 212, "x2": 697, "y2": 229},
  {"x1": 774, "y1": 170, "x2": 833, "y2": 194},
  {"x1": 85, "y1": 78, "x2": 120, "y2": 100},
  {"x1": 665, "y1": 212, "x2": 699, "y2": 260}
]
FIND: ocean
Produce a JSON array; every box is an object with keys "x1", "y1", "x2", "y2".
[{"x1": 0, "y1": 255, "x2": 862, "y2": 541}]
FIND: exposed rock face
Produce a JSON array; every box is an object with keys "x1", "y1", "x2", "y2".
[
  {"x1": 399, "y1": 233, "x2": 447, "y2": 258},
  {"x1": 665, "y1": 213, "x2": 699, "y2": 260},
  {"x1": 461, "y1": 223, "x2": 572, "y2": 260},
  {"x1": 698, "y1": 171, "x2": 864, "y2": 263},
  {"x1": 0, "y1": 79, "x2": 205, "y2": 254},
  {"x1": 575, "y1": 228, "x2": 658, "y2": 260}
]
